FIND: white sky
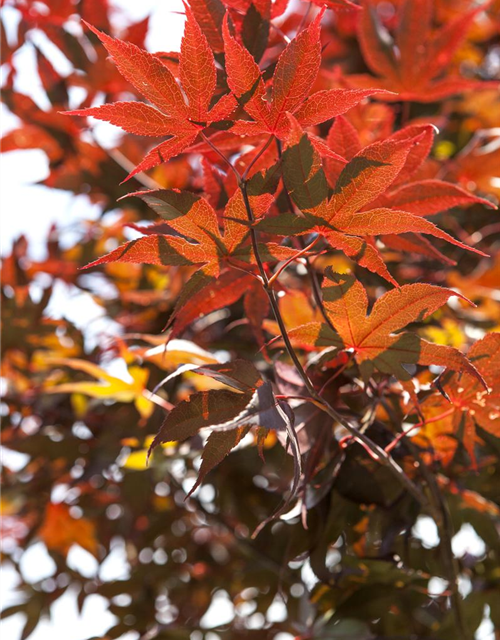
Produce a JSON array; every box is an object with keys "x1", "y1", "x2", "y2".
[{"x1": 0, "y1": 0, "x2": 496, "y2": 638}]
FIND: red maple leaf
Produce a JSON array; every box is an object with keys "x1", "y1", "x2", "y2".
[
  {"x1": 63, "y1": 4, "x2": 237, "y2": 180},
  {"x1": 83, "y1": 183, "x2": 304, "y2": 328},
  {"x1": 255, "y1": 119, "x2": 487, "y2": 285},
  {"x1": 223, "y1": 8, "x2": 386, "y2": 138},
  {"x1": 350, "y1": 0, "x2": 498, "y2": 102},
  {"x1": 324, "y1": 116, "x2": 496, "y2": 264},
  {"x1": 287, "y1": 268, "x2": 482, "y2": 382}
]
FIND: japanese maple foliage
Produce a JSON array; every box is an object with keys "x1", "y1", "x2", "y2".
[{"x1": 2, "y1": 0, "x2": 500, "y2": 638}]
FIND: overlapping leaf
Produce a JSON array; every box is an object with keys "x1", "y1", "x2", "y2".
[
  {"x1": 63, "y1": 5, "x2": 236, "y2": 180},
  {"x1": 256, "y1": 121, "x2": 486, "y2": 284},
  {"x1": 84, "y1": 185, "x2": 301, "y2": 331},
  {"x1": 223, "y1": 8, "x2": 385, "y2": 137},
  {"x1": 148, "y1": 360, "x2": 300, "y2": 524},
  {"x1": 44, "y1": 356, "x2": 157, "y2": 418},
  {"x1": 351, "y1": 0, "x2": 498, "y2": 102},
  {"x1": 327, "y1": 118, "x2": 494, "y2": 214},
  {"x1": 417, "y1": 333, "x2": 500, "y2": 466},
  {"x1": 287, "y1": 269, "x2": 482, "y2": 381}
]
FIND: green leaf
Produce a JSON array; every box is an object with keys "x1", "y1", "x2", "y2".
[{"x1": 282, "y1": 134, "x2": 329, "y2": 212}]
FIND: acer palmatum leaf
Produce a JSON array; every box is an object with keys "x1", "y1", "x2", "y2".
[
  {"x1": 148, "y1": 373, "x2": 300, "y2": 531},
  {"x1": 352, "y1": 0, "x2": 498, "y2": 102},
  {"x1": 258, "y1": 124, "x2": 486, "y2": 285},
  {"x1": 224, "y1": 8, "x2": 387, "y2": 138},
  {"x1": 287, "y1": 269, "x2": 484, "y2": 383},
  {"x1": 63, "y1": 15, "x2": 236, "y2": 180},
  {"x1": 417, "y1": 333, "x2": 500, "y2": 467}
]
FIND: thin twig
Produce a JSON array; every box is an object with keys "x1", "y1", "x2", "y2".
[
  {"x1": 200, "y1": 131, "x2": 242, "y2": 184},
  {"x1": 142, "y1": 390, "x2": 174, "y2": 412},
  {"x1": 318, "y1": 354, "x2": 354, "y2": 395},
  {"x1": 297, "y1": 1, "x2": 313, "y2": 34},
  {"x1": 237, "y1": 169, "x2": 427, "y2": 507},
  {"x1": 404, "y1": 439, "x2": 469, "y2": 640},
  {"x1": 241, "y1": 134, "x2": 275, "y2": 182},
  {"x1": 269, "y1": 21, "x2": 291, "y2": 44},
  {"x1": 384, "y1": 407, "x2": 456, "y2": 454},
  {"x1": 268, "y1": 236, "x2": 319, "y2": 286},
  {"x1": 89, "y1": 131, "x2": 163, "y2": 190}
]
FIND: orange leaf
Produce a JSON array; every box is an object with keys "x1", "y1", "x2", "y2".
[{"x1": 39, "y1": 503, "x2": 98, "y2": 557}]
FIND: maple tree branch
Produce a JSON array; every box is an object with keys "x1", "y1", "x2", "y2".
[
  {"x1": 237, "y1": 171, "x2": 427, "y2": 507},
  {"x1": 404, "y1": 439, "x2": 469, "y2": 640}
]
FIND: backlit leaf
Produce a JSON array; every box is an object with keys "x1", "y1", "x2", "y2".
[
  {"x1": 39, "y1": 503, "x2": 98, "y2": 557},
  {"x1": 288, "y1": 269, "x2": 482, "y2": 381},
  {"x1": 417, "y1": 333, "x2": 500, "y2": 466}
]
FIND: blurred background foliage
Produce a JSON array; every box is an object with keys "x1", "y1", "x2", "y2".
[{"x1": 1, "y1": 0, "x2": 500, "y2": 639}]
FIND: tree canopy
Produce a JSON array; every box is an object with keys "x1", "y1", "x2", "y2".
[{"x1": 1, "y1": 1, "x2": 500, "y2": 639}]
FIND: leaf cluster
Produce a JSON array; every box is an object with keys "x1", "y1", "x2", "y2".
[{"x1": 2, "y1": 0, "x2": 500, "y2": 638}]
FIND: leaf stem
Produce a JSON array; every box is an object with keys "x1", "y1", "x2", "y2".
[
  {"x1": 91, "y1": 132, "x2": 163, "y2": 190},
  {"x1": 385, "y1": 407, "x2": 456, "y2": 454},
  {"x1": 241, "y1": 135, "x2": 275, "y2": 182},
  {"x1": 200, "y1": 131, "x2": 243, "y2": 184},
  {"x1": 237, "y1": 167, "x2": 427, "y2": 507},
  {"x1": 268, "y1": 236, "x2": 319, "y2": 286}
]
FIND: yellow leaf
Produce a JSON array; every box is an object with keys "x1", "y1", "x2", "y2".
[
  {"x1": 136, "y1": 338, "x2": 219, "y2": 371},
  {"x1": 421, "y1": 319, "x2": 464, "y2": 348},
  {"x1": 122, "y1": 449, "x2": 149, "y2": 470},
  {"x1": 71, "y1": 393, "x2": 89, "y2": 417},
  {"x1": 44, "y1": 357, "x2": 154, "y2": 416},
  {"x1": 134, "y1": 394, "x2": 154, "y2": 419}
]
